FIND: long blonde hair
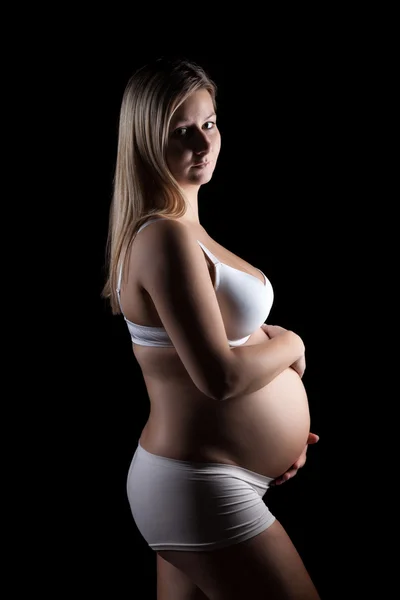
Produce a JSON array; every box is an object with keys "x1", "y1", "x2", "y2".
[{"x1": 102, "y1": 57, "x2": 217, "y2": 314}]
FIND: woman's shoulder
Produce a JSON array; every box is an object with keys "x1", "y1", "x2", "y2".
[
  {"x1": 135, "y1": 216, "x2": 203, "y2": 244},
  {"x1": 128, "y1": 217, "x2": 209, "y2": 296},
  {"x1": 129, "y1": 217, "x2": 199, "y2": 269}
]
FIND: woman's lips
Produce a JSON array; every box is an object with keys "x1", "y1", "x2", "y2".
[{"x1": 192, "y1": 161, "x2": 210, "y2": 168}]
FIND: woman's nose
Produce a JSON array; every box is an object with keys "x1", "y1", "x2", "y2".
[{"x1": 192, "y1": 130, "x2": 211, "y2": 154}]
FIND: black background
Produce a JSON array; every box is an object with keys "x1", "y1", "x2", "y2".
[{"x1": 20, "y1": 22, "x2": 391, "y2": 597}]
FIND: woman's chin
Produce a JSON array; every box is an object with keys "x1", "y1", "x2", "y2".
[{"x1": 188, "y1": 170, "x2": 214, "y2": 185}]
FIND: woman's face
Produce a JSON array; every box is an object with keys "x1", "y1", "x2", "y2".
[{"x1": 165, "y1": 88, "x2": 221, "y2": 189}]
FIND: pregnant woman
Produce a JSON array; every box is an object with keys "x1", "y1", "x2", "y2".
[{"x1": 102, "y1": 56, "x2": 320, "y2": 599}]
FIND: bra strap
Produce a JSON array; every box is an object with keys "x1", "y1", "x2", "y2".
[
  {"x1": 197, "y1": 240, "x2": 219, "y2": 265},
  {"x1": 116, "y1": 218, "x2": 162, "y2": 298}
]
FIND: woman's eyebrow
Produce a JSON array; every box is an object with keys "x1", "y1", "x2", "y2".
[{"x1": 173, "y1": 113, "x2": 216, "y2": 126}]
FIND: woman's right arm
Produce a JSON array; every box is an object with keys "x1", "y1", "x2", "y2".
[
  {"x1": 261, "y1": 323, "x2": 306, "y2": 380},
  {"x1": 226, "y1": 329, "x2": 304, "y2": 400},
  {"x1": 139, "y1": 219, "x2": 304, "y2": 402}
]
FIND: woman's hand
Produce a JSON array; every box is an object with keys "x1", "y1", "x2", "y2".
[
  {"x1": 290, "y1": 353, "x2": 306, "y2": 378},
  {"x1": 261, "y1": 323, "x2": 306, "y2": 378},
  {"x1": 270, "y1": 432, "x2": 319, "y2": 486},
  {"x1": 261, "y1": 324, "x2": 288, "y2": 339}
]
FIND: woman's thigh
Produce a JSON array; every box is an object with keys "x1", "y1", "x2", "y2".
[
  {"x1": 158, "y1": 520, "x2": 321, "y2": 600},
  {"x1": 156, "y1": 554, "x2": 208, "y2": 600}
]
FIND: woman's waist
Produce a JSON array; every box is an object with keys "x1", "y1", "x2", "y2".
[
  {"x1": 142, "y1": 369, "x2": 310, "y2": 476},
  {"x1": 145, "y1": 390, "x2": 310, "y2": 449},
  {"x1": 140, "y1": 413, "x2": 310, "y2": 478}
]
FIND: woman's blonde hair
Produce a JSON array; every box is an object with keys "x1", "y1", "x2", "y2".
[{"x1": 102, "y1": 57, "x2": 217, "y2": 313}]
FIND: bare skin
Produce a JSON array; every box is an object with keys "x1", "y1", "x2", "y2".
[
  {"x1": 121, "y1": 88, "x2": 320, "y2": 599},
  {"x1": 157, "y1": 520, "x2": 321, "y2": 599},
  {"x1": 157, "y1": 554, "x2": 208, "y2": 600},
  {"x1": 125, "y1": 221, "x2": 312, "y2": 479}
]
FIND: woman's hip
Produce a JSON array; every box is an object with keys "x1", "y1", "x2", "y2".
[{"x1": 126, "y1": 441, "x2": 276, "y2": 552}]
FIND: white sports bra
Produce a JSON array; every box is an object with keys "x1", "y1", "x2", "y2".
[{"x1": 117, "y1": 218, "x2": 274, "y2": 347}]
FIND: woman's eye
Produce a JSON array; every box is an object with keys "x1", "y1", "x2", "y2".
[
  {"x1": 175, "y1": 127, "x2": 187, "y2": 137},
  {"x1": 173, "y1": 121, "x2": 216, "y2": 138}
]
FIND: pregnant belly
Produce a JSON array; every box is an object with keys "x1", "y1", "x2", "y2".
[
  {"x1": 137, "y1": 327, "x2": 311, "y2": 479},
  {"x1": 219, "y1": 367, "x2": 311, "y2": 478}
]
